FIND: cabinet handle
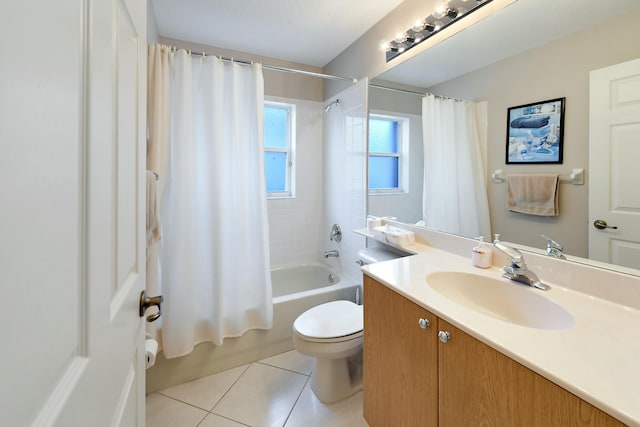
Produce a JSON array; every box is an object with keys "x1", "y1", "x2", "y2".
[
  {"x1": 418, "y1": 318, "x2": 430, "y2": 329},
  {"x1": 438, "y1": 330, "x2": 451, "y2": 343}
]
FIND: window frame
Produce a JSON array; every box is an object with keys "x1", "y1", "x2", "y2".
[
  {"x1": 264, "y1": 100, "x2": 296, "y2": 199},
  {"x1": 368, "y1": 113, "x2": 409, "y2": 195}
]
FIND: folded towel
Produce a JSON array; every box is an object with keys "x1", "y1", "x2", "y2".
[
  {"x1": 373, "y1": 225, "x2": 416, "y2": 247},
  {"x1": 510, "y1": 116, "x2": 550, "y2": 129},
  {"x1": 146, "y1": 170, "x2": 161, "y2": 255},
  {"x1": 506, "y1": 174, "x2": 559, "y2": 216}
]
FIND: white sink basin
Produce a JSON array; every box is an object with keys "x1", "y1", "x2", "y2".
[{"x1": 426, "y1": 271, "x2": 575, "y2": 330}]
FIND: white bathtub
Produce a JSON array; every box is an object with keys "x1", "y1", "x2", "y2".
[
  {"x1": 147, "y1": 262, "x2": 360, "y2": 393},
  {"x1": 272, "y1": 262, "x2": 344, "y2": 299}
]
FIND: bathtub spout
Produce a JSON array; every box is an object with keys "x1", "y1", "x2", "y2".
[{"x1": 324, "y1": 250, "x2": 340, "y2": 258}]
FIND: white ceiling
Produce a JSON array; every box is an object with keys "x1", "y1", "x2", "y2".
[{"x1": 150, "y1": 0, "x2": 404, "y2": 67}]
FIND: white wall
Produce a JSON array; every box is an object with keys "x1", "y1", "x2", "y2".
[
  {"x1": 147, "y1": 0, "x2": 160, "y2": 43},
  {"x1": 267, "y1": 96, "x2": 325, "y2": 268},
  {"x1": 323, "y1": 81, "x2": 368, "y2": 283}
]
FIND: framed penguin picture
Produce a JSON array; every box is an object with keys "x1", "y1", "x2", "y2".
[{"x1": 505, "y1": 97, "x2": 565, "y2": 164}]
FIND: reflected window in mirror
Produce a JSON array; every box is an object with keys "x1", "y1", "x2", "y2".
[{"x1": 369, "y1": 114, "x2": 409, "y2": 195}]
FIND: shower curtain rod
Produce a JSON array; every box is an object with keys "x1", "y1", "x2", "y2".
[
  {"x1": 369, "y1": 83, "x2": 468, "y2": 102},
  {"x1": 172, "y1": 46, "x2": 358, "y2": 83}
]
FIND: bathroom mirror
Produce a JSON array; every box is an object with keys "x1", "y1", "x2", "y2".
[{"x1": 368, "y1": 0, "x2": 640, "y2": 276}]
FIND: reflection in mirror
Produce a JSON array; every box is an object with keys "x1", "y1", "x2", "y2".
[
  {"x1": 368, "y1": 85, "x2": 423, "y2": 224},
  {"x1": 368, "y1": 0, "x2": 640, "y2": 275}
]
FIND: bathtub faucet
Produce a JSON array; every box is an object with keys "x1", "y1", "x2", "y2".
[{"x1": 324, "y1": 250, "x2": 340, "y2": 258}]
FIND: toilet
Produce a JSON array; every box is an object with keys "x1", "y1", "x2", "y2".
[
  {"x1": 293, "y1": 247, "x2": 406, "y2": 403},
  {"x1": 293, "y1": 300, "x2": 363, "y2": 403}
]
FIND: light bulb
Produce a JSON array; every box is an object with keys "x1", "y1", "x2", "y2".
[
  {"x1": 434, "y1": 21, "x2": 444, "y2": 31},
  {"x1": 412, "y1": 19, "x2": 425, "y2": 32},
  {"x1": 433, "y1": 5, "x2": 447, "y2": 19},
  {"x1": 394, "y1": 33, "x2": 405, "y2": 43}
]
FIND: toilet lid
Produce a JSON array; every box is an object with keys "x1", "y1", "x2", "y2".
[
  {"x1": 357, "y1": 248, "x2": 402, "y2": 264},
  {"x1": 294, "y1": 300, "x2": 363, "y2": 341}
]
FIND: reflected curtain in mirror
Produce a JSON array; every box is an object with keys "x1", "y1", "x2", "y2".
[{"x1": 422, "y1": 95, "x2": 491, "y2": 239}]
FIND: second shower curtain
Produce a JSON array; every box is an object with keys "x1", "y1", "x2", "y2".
[
  {"x1": 148, "y1": 45, "x2": 273, "y2": 358},
  {"x1": 422, "y1": 95, "x2": 491, "y2": 239}
]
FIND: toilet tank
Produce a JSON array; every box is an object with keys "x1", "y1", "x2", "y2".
[{"x1": 357, "y1": 247, "x2": 406, "y2": 265}]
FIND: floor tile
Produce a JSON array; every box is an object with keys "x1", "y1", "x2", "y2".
[
  {"x1": 258, "y1": 350, "x2": 314, "y2": 375},
  {"x1": 198, "y1": 413, "x2": 248, "y2": 427},
  {"x1": 284, "y1": 382, "x2": 368, "y2": 427},
  {"x1": 158, "y1": 364, "x2": 249, "y2": 411},
  {"x1": 145, "y1": 393, "x2": 207, "y2": 427},
  {"x1": 212, "y1": 363, "x2": 308, "y2": 427}
]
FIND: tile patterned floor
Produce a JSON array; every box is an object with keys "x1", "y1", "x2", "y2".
[{"x1": 146, "y1": 350, "x2": 369, "y2": 427}]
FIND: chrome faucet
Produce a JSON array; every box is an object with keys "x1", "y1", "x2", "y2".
[
  {"x1": 541, "y1": 234, "x2": 566, "y2": 259},
  {"x1": 493, "y1": 239, "x2": 550, "y2": 291},
  {"x1": 324, "y1": 250, "x2": 340, "y2": 258}
]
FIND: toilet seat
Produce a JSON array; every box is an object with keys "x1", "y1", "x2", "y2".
[{"x1": 293, "y1": 300, "x2": 363, "y2": 343}]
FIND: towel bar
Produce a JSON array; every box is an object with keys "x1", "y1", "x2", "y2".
[{"x1": 491, "y1": 168, "x2": 584, "y2": 185}]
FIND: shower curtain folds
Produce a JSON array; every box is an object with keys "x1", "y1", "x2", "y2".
[
  {"x1": 148, "y1": 44, "x2": 273, "y2": 359},
  {"x1": 422, "y1": 95, "x2": 491, "y2": 240}
]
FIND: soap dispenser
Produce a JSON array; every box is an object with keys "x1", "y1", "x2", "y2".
[{"x1": 472, "y1": 236, "x2": 492, "y2": 269}]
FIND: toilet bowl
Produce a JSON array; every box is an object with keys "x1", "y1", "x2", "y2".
[
  {"x1": 293, "y1": 247, "x2": 405, "y2": 403},
  {"x1": 293, "y1": 300, "x2": 363, "y2": 403}
]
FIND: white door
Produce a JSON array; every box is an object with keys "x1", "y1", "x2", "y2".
[
  {"x1": 0, "y1": 0, "x2": 149, "y2": 425},
  {"x1": 589, "y1": 58, "x2": 640, "y2": 270}
]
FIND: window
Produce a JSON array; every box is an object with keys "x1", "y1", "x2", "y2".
[
  {"x1": 264, "y1": 102, "x2": 295, "y2": 198},
  {"x1": 369, "y1": 114, "x2": 408, "y2": 194}
]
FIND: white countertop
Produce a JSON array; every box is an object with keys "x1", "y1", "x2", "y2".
[{"x1": 362, "y1": 247, "x2": 640, "y2": 426}]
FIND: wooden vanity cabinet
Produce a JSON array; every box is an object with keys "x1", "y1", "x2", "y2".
[
  {"x1": 363, "y1": 275, "x2": 438, "y2": 426},
  {"x1": 363, "y1": 276, "x2": 625, "y2": 427}
]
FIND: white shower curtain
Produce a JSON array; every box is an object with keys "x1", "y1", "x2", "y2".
[
  {"x1": 422, "y1": 95, "x2": 491, "y2": 239},
  {"x1": 149, "y1": 45, "x2": 273, "y2": 358},
  {"x1": 145, "y1": 44, "x2": 171, "y2": 341}
]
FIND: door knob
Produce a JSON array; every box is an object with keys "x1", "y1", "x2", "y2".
[
  {"x1": 139, "y1": 290, "x2": 163, "y2": 322},
  {"x1": 593, "y1": 219, "x2": 618, "y2": 230}
]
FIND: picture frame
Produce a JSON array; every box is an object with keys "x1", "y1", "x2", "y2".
[{"x1": 505, "y1": 97, "x2": 565, "y2": 164}]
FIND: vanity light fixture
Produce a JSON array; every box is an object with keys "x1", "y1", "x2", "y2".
[{"x1": 384, "y1": 0, "x2": 494, "y2": 62}]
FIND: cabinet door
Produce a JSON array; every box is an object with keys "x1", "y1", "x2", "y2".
[
  {"x1": 363, "y1": 276, "x2": 438, "y2": 427},
  {"x1": 438, "y1": 320, "x2": 624, "y2": 427}
]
